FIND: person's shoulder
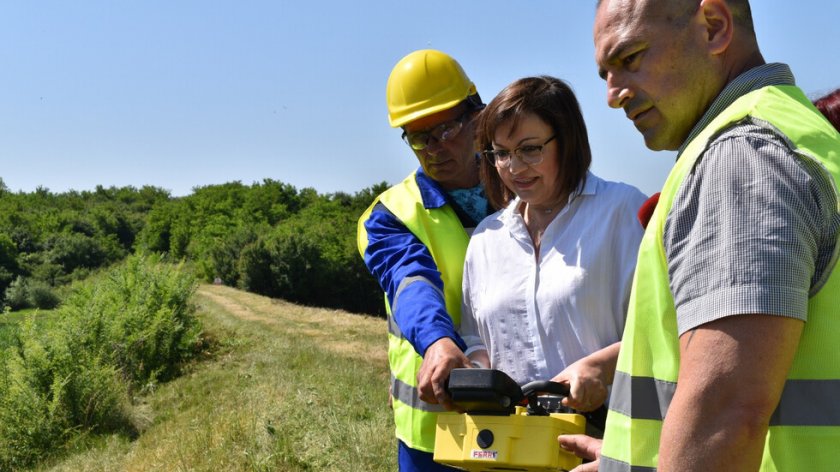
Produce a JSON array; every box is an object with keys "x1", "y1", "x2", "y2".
[
  {"x1": 589, "y1": 173, "x2": 647, "y2": 206},
  {"x1": 367, "y1": 172, "x2": 418, "y2": 201},
  {"x1": 697, "y1": 118, "x2": 837, "y2": 214},
  {"x1": 711, "y1": 118, "x2": 792, "y2": 154},
  {"x1": 472, "y1": 206, "x2": 507, "y2": 237},
  {"x1": 696, "y1": 118, "x2": 803, "y2": 184}
]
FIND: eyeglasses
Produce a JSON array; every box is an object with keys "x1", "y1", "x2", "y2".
[
  {"x1": 483, "y1": 135, "x2": 556, "y2": 168},
  {"x1": 402, "y1": 112, "x2": 469, "y2": 151}
]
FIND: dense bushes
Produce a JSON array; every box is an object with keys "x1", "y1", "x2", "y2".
[
  {"x1": 258, "y1": 199, "x2": 385, "y2": 314},
  {"x1": 0, "y1": 255, "x2": 201, "y2": 469},
  {"x1": 4, "y1": 276, "x2": 60, "y2": 310},
  {"x1": 137, "y1": 180, "x2": 389, "y2": 316},
  {"x1": 0, "y1": 182, "x2": 171, "y2": 308},
  {"x1": 0, "y1": 177, "x2": 390, "y2": 316}
]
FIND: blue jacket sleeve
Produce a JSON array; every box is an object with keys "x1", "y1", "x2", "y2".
[{"x1": 362, "y1": 203, "x2": 467, "y2": 357}]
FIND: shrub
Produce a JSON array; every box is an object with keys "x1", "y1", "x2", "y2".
[
  {"x1": 0, "y1": 341, "x2": 72, "y2": 469},
  {"x1": 61, "y1": 254, "x2": 202, "y2": 385},
  {"x1": 236, "y1": 239, "x2": 276, "y2": 296},
  {"x1": 0, "y1": 254, "x2": 201, "y2": 468},
  {"x1": 46, "y1": 232, "x2": 108, "y2": 274},
  {"x1": 3, "y1": 277, "x2": 62, "y2": 311},
  {"x1": 263, "y1": 199, "x2": 384, "y2": 315},
  {"x1": 267, "y1": 229, "x2": 324, "y2": 304},
  {"x1": 4, "y1": 275, "x2": 29, "y2": 310},
  {"x1": 194, "y1": 225, "x2": 260, "y2": 287},
  {"x1": 0, "y1": 232, "x2": 19, "y2": 299},
  {"x1": 0, "y1": 317, "x2": 132, "y2": 469},
  {"x1": 27, "y1": 279, "x2": 61, "y2": 310}
]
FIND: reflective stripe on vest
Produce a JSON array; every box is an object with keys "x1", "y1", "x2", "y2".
[
  {"x1": 389, "y1": 275, "x2": 445, "y2": 334},
  {"x1": 357, "y1": 171, "x2": 469, "y2": 452},
  {"x1": 392, "y1": 375, "x2": 448, "y2": 413},
  {"x1": 601, "y1": 457, "x2": 656, "y2": 472},
  {"x1": 611, "y1": 371, "x2": 840, "y2": 426},
  {"x1": 385, "y1": 275, "x2": 445, "y2": 337},
  {"x1": 601, "y1": 85, "x2": 840, "y2": 471}
]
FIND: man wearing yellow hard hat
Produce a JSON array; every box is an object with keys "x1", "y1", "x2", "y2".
[{"x1": 357, "y1": 49, "x2": 488, "y2": 471}]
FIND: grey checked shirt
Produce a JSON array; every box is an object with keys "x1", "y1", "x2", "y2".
[{"x1": 664, "y1": 63, "x2": 840, "y2": 335}]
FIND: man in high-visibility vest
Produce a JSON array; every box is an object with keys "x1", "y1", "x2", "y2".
[
  {"x1": 559, "y1": 1, "x2": 840, "y2": 471},
  {"x1": 357, "y1": 49, "x2": 489, "y2": 472}
]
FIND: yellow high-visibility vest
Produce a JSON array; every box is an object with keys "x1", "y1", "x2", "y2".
[
  {"x1": 601, "y1": 85, "x2": 840, "y2": 471},
  {"x1": 357, "y1": 171, "x2": 469, "y2": 452}
]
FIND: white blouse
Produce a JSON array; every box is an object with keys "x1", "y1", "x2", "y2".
[{"x1": 461, "y1": 172, "x2": 646, "y2": 385}]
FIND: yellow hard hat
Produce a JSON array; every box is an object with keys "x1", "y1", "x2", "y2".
[{"x1": 386, "y1": 49, "x2": 477, "y2": 128}]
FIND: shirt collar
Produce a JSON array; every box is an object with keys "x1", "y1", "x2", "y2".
[
  {"x1": 677, "y1": 63, "x2": 795, "y2": 156},
  {"x1": 577, "y1": 171, "x2": 597, "y2": 197},
  {"x1": 415, "y1": 167, "x2": 449, "y2": 210}
]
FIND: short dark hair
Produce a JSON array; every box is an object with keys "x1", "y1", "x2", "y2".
[{"x1": 475, "y1": 76, "x2": 591, "y2": 210}]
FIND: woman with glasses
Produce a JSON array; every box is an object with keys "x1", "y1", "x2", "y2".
[{"x1": 460, "y1": 76, "x2": 646, "y2": 413}]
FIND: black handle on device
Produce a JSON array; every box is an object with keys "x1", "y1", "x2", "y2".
[
  {"x1": 520, "y1": 380, "x2": 608, "y2": 432},
  {"x1": 520, "y1": 380, "x2": 570, "y2": 416},
  {"x1": 520, "y1": 380, "x2": 570, "y2": 398}
]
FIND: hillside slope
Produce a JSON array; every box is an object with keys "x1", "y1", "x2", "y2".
[{"x1": 40, "y1": 284, "x2": 396, "y2": 472}]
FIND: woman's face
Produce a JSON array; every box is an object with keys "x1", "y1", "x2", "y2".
[{"x1": 492, "y1": 113, "x2": 561, "y2": 209}]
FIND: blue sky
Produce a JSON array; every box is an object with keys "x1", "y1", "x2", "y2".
[{"x1": 3, "y1": 1, "x2": 839, "y2": 197}]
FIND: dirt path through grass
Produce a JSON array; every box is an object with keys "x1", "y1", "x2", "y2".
[{"x1": 196, "y1": 284, "x2": 388, "y2": 364}]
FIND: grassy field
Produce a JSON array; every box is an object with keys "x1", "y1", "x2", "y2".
[
  {"x1": 32, "y1": 284, "x2": 396, "y2": 471},
  {"x1": 0, "y1": 311, "x2": 20, "y2": 349}
]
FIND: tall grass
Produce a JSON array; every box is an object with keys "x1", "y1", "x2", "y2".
[
  {"x1": 38, "y1": 285, "x2": 396, "y2": 471},
  {"x1": 0, "y1": 255, "x2": 201, "y2": 470},
  {"x1": 0, "y1": 310, "x2": 42, "y2": 352}
]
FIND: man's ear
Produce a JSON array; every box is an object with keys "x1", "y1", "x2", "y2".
[{"x1": 698, "y1": 0, "x2": 734, "y2": 55}]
